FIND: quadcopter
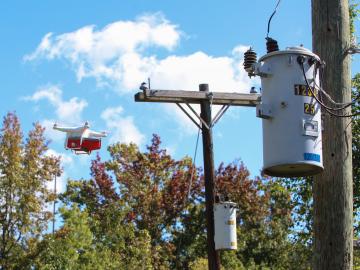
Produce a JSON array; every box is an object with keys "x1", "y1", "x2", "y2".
[{"x1": 53, "y1": 122, "x2": 107, "y2": 155}]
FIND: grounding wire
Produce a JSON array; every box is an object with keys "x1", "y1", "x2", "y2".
[
  {"x1": 300, "y1": 62, "x2": 351, "y2": 111},
  {"x1": 311, "y1": 63, "x2": 360, "y2": 113},
  {"x1": 301, "y1": 63, "x2": 352, "y2": 116},
  {"x1": 300, "y1": 62, "x2": 360, "y2": 117},
  {"x1": 314, "y1": 79, "x2": 360, "y2": 110},
  {"x1": 301, "y1": 64, "x2": 343, "y2": 111},
  {"x1": 187, "y1": 125, "x2": 201, "y2": 199},
  {"x1": 267, "y1": 0, "x2": 282, "y2": 38},
  {"x1": 312, "y1": 65, "x2": 357, "y2": 108}
]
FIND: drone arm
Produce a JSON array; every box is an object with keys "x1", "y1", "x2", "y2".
[
  {"x1": 88, "y1": 130, "x2": 107, "y2": 138},
  {"x1": 53, "y1": 126, "x2": 84, "y2": 132}
]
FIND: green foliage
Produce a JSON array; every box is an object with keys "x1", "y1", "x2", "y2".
[
  {"x1": 35, "y1": 205, "x2": 96, "y2": 269},
  {"x1": 34, "y1": 204, "x2": 153, "y2": 270},
  {"x1": 350, "y1": 7, "x2": 360, "y2": 269},
  {"x1": 1, "y1": 3, "x2": 360, "y2": 269},
  {"x1": 220, "y1": 251, "x2": 246, "y2": 270},
  {"x1": 282, "y1": 176, "x2": 313, "y2": 267},
  {"x1": 355, "y1": 248, "x2": 360, "y2": 269},
  {"x1": 57, "y1": 135, "x2": 302, "y2": 269},
  {"x1": 105, "y1": 134, "x2": 203, "y2": 268},
  {"x1": 353, "y1": 73, "x2": 360, "y2": 235},
  {"x1": 189, "y1": 257, "x2": 208, "y2": 270},
  {"x1": 0, "y1": 112, "x2": 61, "y2": 269},
  {"x1": 350, "y1": 1, "x2": 360, "y2": 43},
  {"x1": 58, "y1": 157, "x2": 154, "y2": 269},
  {"x1": 215, "y1": 162, "x2": 297, "y2": 269}
]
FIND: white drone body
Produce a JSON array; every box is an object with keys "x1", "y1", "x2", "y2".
[{"x1": 53, "y1": 122, "x2": 107, "y2": 155}]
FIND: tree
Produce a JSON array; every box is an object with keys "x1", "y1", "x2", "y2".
[
  {"x1": 34, "y1": 205, "x2": 98, "y2": 270},
  {"x1": 59, "y1": 155, "x2": 155, "y2": 269},
  {"x1": 59, "y1": 135, "x2": 303, "y2": 269},
  {"x1": 214, "y1": 162, "x2": 297, "y2": 269},
  {"x1": 105, "y1": 134, "x2": 203, "y2": 268},
  {"x1": 34, "y1": 204, "x2": 153, "y2": 270},
  {"x1": 0, "y1": 112, "x2": 61, "y2": 269},
  {"x1": 352, "y1": 71, "x2": 360, "y2": 270},
  {"x1": 352, "y1": 73, "x2": 360, "y2": 235}
]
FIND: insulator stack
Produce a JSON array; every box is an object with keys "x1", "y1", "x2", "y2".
[
  {"x1": 266, "y1": 37, "x2": 279, "y2": 53},
  {"x1": 243, "y1": 48, "x2": 257, "y2": 76}
]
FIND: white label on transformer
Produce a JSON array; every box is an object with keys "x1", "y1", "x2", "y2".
[{"x1": 302, "y1": 119, "x2": 319, "y2": 137}]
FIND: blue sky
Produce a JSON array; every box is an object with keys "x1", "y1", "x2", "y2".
[{"x1": 0, "y1": 0, "x2": 359, "y2": 191}]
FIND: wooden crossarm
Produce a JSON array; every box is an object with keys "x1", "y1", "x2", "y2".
[{"x1": 134, "y1": 89, "x2": 261, "y2": 107}]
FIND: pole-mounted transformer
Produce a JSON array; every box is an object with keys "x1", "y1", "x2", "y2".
[
  {"x1": 244, "y1": 44, "x2": 324, "y2": 177},
  {"x1": 214, "y1": 200, "x2": 237, "y2": 251}
]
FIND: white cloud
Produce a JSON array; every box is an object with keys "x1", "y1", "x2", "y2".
[
  {"x1": 150, "y1": 51, "x2": 252, "y2": 91},
  {"x1": 25, "y1": 15, "x2": 253, "y2": 93},
  {"x1": 25, "y1": 13, "x2": 180, "y2": 92},
  {"x1": 43, "y1": 149, "x2": 92, "y2": 194},
  {"x1": 25, "y1": 14, "x2": 256, "y2": 134},
  {"x1": 45, "y1": 149, "x2": 73, "y2": 166},
  {"x1": 101, "y1": 106, "x2": 144, "y2": 145},
  {"x1": 147, "y1": 51, "x2": 255, "y2": 134},
  {"x1": 24, "y1": 85, "x2": 88, "y2": 124}
]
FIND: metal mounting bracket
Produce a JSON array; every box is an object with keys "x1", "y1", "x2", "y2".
[{"x1": 176, "y1": 103, "x2": 230, "y2": 130}]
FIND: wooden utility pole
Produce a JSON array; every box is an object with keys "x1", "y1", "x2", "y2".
[
  {"x1": 135, "y1": 86, "x2": 260, "y2": 270},
  {"x1": 312, "y1": 0, "x2": 353, "y2": 269},
  {"x1": 199, "y1": 84, "x2": 221, "y2": 270}
]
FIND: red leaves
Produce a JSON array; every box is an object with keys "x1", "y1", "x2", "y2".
[
  {"x1": 59, "y1": 133, "x2": 296, "y2": 268},
  {"x1": 214, "y1": 161, "x2": 292, "y2": 227},
  {"x1": 90, "y1": 154, "x2": 119, "y2": 202},
  {"x1": 215, "y1": 161, "x2": 264, "y2": 218},
  {"x1": 105, "y1": 135, "x2": 203, "y2": 242}
]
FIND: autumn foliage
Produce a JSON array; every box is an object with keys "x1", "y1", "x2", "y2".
[
  {"x1": 57, "y1": 134, "x2": 300, "y2": 269},
  {"x1": 0, "y1": 113, "x2": 61, "y2": 268},
  {"x1": 5, "y1": 113, "x2": 359, "y2": 269}
]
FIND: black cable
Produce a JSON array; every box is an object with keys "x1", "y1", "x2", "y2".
[
  {"x1": 300, "y1": 63, "x2": 346, "y2": 111},
  {"x1": 267, "y1": 0, "x2": 281, "y2": 38},
  {"x1": 187, "y1": 127, "x2": 201, "y2": 199},
  {"x1": 312, "y1": 66, "x2": 357, "y2": 109},
  {"x1": 300, "y1": 61, "x2": 360, "y2": 117},
  {"x1": 302, "y1": 64, "x2": 351, "y2": 117}
]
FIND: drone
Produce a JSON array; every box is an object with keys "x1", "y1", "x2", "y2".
[{"x1": 53, "y1": 122, "x2": 107, "y2": 155}]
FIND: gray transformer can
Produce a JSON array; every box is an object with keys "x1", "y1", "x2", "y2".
[{"x1": 256, "y1": 47, "x2": 323, "y2": 177}]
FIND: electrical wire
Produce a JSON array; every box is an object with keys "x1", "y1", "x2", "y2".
[
  {"x1": 187, "y1": 126, "x2": 201, "y2": 199},
  {"x1": 300, "y1": 62, "x2": 360, "y2": 118},
  {"x1": 318, "y1": 87, "x2": 353, "y2": 107},
  {"x1": 267, "y1": 0, "x2": 282, "y2": 38},
  {"x1": 301, "y1": 63, "x2": 349, "y2": 114},
  {"x1": 177, "y1": 126, "x2": 201, "y2": 263},
  {"x1": 312, "y1": 65, "x2": 355, "y2": 109},
  {"x1": 300, "y1": 63, "x2": 343, "y2": 111}
]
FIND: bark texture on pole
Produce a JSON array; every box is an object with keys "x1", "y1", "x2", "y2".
[
  {"x1": 199, "y1": 84, "x2": 221, "y2": 270},
  {"x1": 312, "y1": 0, "x2": 353, "y2": 269}
]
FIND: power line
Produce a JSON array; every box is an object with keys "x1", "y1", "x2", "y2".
[
  {"x1": 267, "y1": 0, "x2": 282, "y2": 38},
  {"x1": 188, "y1": 126, "x2": 201, "y2": 199}
]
